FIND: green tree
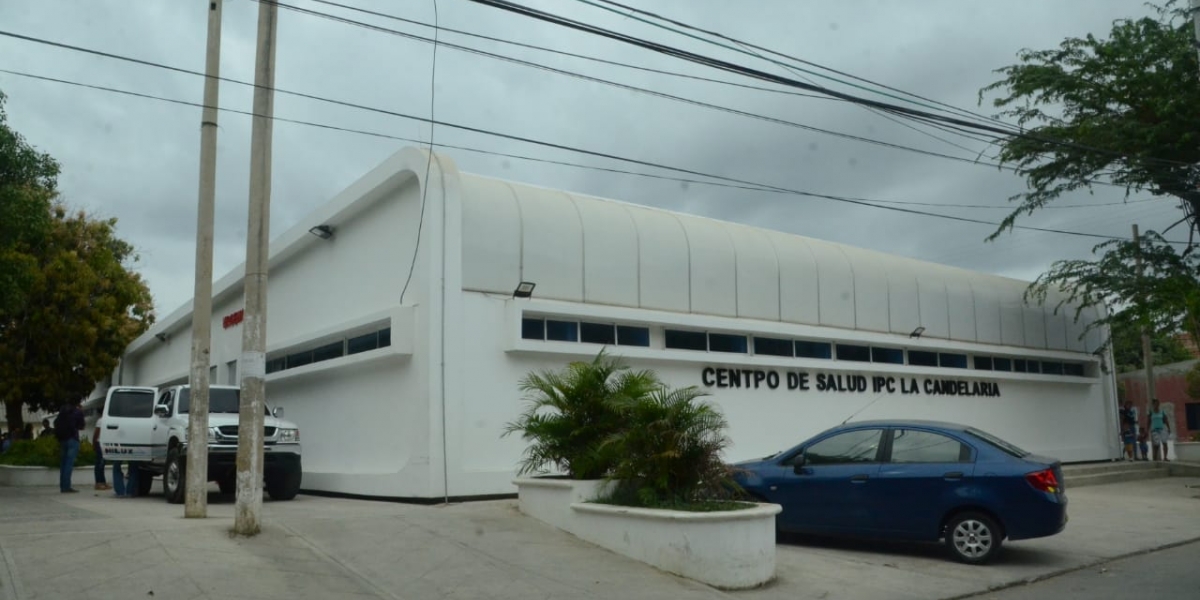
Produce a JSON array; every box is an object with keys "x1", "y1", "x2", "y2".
[
  {"x1": 982, "y1": 2, "x2": 1200, "y2": 349},
  {"x1": 1109, "y1": 309, "x2": 1194, "y2": 372},
  {"x1": 0, "y1": 205, "x2": 155, "y2": 433},
  {"x1": 0, "y1": 91, "x2": 58, "y2": 318}
]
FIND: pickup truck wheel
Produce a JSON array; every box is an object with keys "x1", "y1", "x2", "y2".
[
  {"x1": 163, "y1": 447, "x2": 186, "y2": 504},
  {"x1": 265, "y1": 465, "x2": 302, "y2": 501},
  {"x1": 136, "y1": 467, "x2": 154, "y2": 497}
]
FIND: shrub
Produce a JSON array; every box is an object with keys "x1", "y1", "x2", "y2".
[
  {"x1": 0, "y1": 435, "x2": 95, "y2": 468},
  {"x1": 504, "y1": 350, "x2": 660, "y2": 479},
  {"x1": 603, "y1": 385, "x2": 739, "y2": 508}
]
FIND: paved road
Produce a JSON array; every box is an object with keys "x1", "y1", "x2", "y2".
[{"x1": 973, "y1": 540, "x2": 1200, "y2": 599}]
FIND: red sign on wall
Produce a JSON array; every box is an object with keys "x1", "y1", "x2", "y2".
[{"x1": 222, "y1": 309, "x2": 245, "y2": 329}]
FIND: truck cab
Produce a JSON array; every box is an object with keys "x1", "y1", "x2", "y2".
[{"x1": 96, "y1": 384, "x2": 303, "y2": 502}]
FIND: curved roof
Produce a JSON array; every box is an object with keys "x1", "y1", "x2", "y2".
[{"x1": 457, "y1": 173, "x2": 1103, "y2": 353}]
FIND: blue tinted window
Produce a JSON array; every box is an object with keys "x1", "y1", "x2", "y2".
[
  {"x1": 1041, "y1": 361, "x2": 1064, "y2": 375},
  {"x1": 266, "y1": 358, "x2": 286, "y2": 374},
  {"x1": 1013, "y1": 359, "x2": 1028, "y2": 373},
  {"x1": 993, "y1": 357, "x2": 1012, "y2": 371},
  {"x1": 545, "y1": 320, "x2": 578, "y2": 342},
  {"x1": 939, "y1": 353, "x2": 967, "y2": 369},
  {"x1": 286, "y1": 351, "x2": 312, "y2": 369},
  {"x1": 312, "y1": 341, "x2": 344, "y2": 363},
  {"x1": 580, "y1": 322, "x2": 615, "y2": 345},
  {"x1": 837, "y1": 344, "x2": 871, "y2": 362},
  {"x1": 348, "y1": 331, "x2": 378, "y2": 355},
  {"x1": 1063, "y1": 362, "x2": 1085, "y2": 377},
  {"x1": 665, "y1": 330, "x2": 707, "y2": 351},
  {"x1": 754, "y1": 337, "x2": 793, "y2": 357},
  {"x1": 871, "y1": 347, "x2": 904, "y2": 364},
  {"x1": 378, "y1": 328, "x2": 391, "y2": 348},
  {"x1": 1025, "y1": 360, "x2": 1041, "y2": 374},
  {"x1": 974, "y1": 356, "x2": 993, "y2": 370},
  {"x1": 795, "y1": 340, "x2": 832, "y2": 359},
  {"x1": 616, "y1": 326, "x2": 650, "y2": 347},
  {"x1": 708, "y1": 333, "x2": 747, "y2": 354},
  {"x1": 908, "y1": 351, "x2": 937, "y2": 367},
  {"x1": 521, "y1": 318, "x2": 544, "y2": 340}
]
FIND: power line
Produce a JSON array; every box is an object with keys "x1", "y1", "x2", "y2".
[
  {"x1": 0, "y1": 24, "x2": 1090, "y2": 188},
  {"x1": 242, "y1": 3, "x2": 1039, "y2": 176},
  {"x1": 464, "y1": 0, "x2": 1195, "y2": 170},
  {"x1": 303, "y1": 0, "x2": 836, "y2": 102},
  {"x1": 586, "y1": 0, "x2": 1009, "y2": 129},
  {"x1": 239, "y1": 3, "x2": 1140, "y2": 191},
  {"x1": 0, "y1": 67, "x2": 1182, "y2": 246}
]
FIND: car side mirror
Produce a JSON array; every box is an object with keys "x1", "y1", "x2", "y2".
[
  {"x1": 792, "y1": 454, "x2": 807, "y2": 474},
  {"x1": 154, "y1": 405, "x2": 169, "y2": 418},
  {"x1": 271, "y1": 406, "x2": 283, "y2": 418}
]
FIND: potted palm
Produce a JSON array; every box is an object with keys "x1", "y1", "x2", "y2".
[{"x1": 506, "y1": 351, "x2": 780, "y2": 589}]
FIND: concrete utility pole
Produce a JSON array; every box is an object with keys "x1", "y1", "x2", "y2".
[
  {"x1": 185, "y1": 0, "x2": 224, "y2": 520},
  {"x1": 1133, "y1": 225, "x2": 1156, "y2": 418},
  {"x1": 234, "y1": 0, "x2": 278, "y2": 536}
]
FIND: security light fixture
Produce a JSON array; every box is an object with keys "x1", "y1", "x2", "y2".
[
  {"x1": 308, "y1": 225, "x2": 334, "y2": 240},
  {"x1": 513, "y1": 281, "x2": 536, "y2": 298},
  {"x1": 155, "y1": 333, "x2": 169, "y2": 342},
  {"x1": 909, "y1": 326, "x2": 926, "y2": 339}
]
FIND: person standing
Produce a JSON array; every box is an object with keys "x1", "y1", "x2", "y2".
[
  {"x1": 55, "y1": 398, "x2": 85, "y2": 493},
  {"x1": 111, "y1": 459, "x2": 139, "y2": 499},
  {"x1": 1148, "y1": 399, "x2": 1172, "y2": 461},
  {"x1": 92, "y1": 413, "x2": 110, "y2": 491},
  {"x1": 1120, "y1": 401, "x2": 1141, "y2": 460},
  {"x1": 39, "y1": 418, "x2": 53, "y2": 439}
]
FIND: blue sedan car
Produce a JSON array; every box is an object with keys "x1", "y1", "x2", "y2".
[{"x1": 733, "y1": 420, "x2": 1067, "y2": 564}]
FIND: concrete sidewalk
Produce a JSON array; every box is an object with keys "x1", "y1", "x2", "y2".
[{"x1": 1, "y1": 476, "x2": 1198, "y2": 600}]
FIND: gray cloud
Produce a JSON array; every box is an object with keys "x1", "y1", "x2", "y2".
[{"x1": 0, "y1": 0, "x2": 1180, "y2": 314}]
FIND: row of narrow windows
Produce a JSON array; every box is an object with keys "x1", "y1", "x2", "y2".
[
  {"x1": 266, "y1": 327, "x2": 391, "y2": 374},
  {"x1": 522, "y1": 317, "x2": 1088, "y2": 377}
]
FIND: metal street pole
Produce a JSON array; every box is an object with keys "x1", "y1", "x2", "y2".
[
  {"x1": 234, "y1": 0, "x2": 278, "y2": 536},
  {"x1": 185, "y1": 0, "x2": 223, "y2": 520},
  {"x1": 1133, "y1": 225, "x2": 1156, "y2": 439}
]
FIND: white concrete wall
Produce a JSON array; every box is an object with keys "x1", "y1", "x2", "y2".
[
  {"x1": 445, "y1": 292, "x2": 1118, "y2": 497},
  {"x1": 116, "y1": 148, "x2": 451, "y2": 498}
]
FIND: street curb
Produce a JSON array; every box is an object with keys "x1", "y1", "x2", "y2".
[{"x1": 940, "y1": 535, "x2": 1200, "y2": 600}]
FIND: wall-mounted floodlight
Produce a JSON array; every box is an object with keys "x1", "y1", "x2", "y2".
[
  {"x1": 308, "y1": 225, "x2": 334, "y2": 240},
  {"x1": 513, "y1": 281, "x2": 536, "y2": 298},
  {"x1": 155, "y1": 333, "x2": 169, "y2": 342},
  {"x1": 909, "y1": 326, "x2": 926, "y2": 339}
]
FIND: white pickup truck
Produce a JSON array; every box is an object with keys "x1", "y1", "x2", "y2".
[{"x1": 96, "y1": 384, "x2": 303, "y2": 503}]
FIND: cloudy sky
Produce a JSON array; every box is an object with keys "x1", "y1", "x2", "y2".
[{"x1": 0, "y1": 0, "x2": 1181, "y2": 314}]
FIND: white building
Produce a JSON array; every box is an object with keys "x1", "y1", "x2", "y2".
[{"x1": 110, "y1": 148, "x2": 1120, "y2": 501}]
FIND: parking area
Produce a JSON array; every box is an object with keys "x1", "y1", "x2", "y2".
[{"x1": 1, "y1": 476, "x2": 1198, "y2": 600}]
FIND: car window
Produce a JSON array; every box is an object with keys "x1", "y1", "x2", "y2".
[
  {"x1": 966, "y1": 427, "x2": 1030, "y2": 458},
  {"x1": 889, "y1": 429, "x2": 971, "y2": 463},
  {"x1": 108, "y1": 391, "x2": 155, "y2": 418},
  {"x1": 804, "y1": 429, "x2": 883, "y2": 465}
]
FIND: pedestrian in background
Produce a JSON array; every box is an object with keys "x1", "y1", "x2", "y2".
[
  {"x1": 1137, "y1": 428, "x2": 1150, "y2": 462},
  {"x1": 92, "y1": 408, "x2": 110, "y2": 491},
  {"x1": 39, "y1": 418, "x2": 53, "y2": 439},
  {"x1": 1148, "y1": 399, "x2": 1171, "y2": 461},
  {"x1": 55, "y1": 398, "x2": 85, "y2": 493},
  {"x1": 1119, "y1": 401, "x2": 1140, "y2": 460}
]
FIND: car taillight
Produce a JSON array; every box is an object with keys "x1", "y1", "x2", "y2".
[{"x1": 1025, "y1": 468, "x2": 1060, "y2": 494}]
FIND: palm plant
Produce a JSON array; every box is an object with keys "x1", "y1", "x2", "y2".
[
  {"x1": 503, "y1": 350, "x2": 659, "y2": 479},
  {"x1": 603, "y1": 385, "x2": 737, "y2": 507}
]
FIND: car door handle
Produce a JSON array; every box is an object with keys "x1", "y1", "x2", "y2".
[
  {"x1": 849, "y1": 474, "x2": 869, "y2": 483},
  {"x1": 944, "y1": 471, "x2": 964, "y2": 481},
  {"x1": 106, "y1": 424, "x2": 118, "y2": 430}
]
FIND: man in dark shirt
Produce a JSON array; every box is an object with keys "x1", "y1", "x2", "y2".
[{"x1": 56, "y1": 398, "x2": 85, "y2": 493}]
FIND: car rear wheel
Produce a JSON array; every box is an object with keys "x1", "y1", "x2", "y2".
[{"x1": 946, "y1": 512, "x2": 1002, "y2": 564}]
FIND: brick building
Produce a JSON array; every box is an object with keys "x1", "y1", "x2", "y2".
[{"x1": 1118, "y1": 359, "x2": 1200, "y2": 442}]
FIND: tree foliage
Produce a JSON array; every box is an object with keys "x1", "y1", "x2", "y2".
[
  {"x1": 980, "y1": 1, "x2": 1200, "y2": 238},
  {"x1": 0, "y1": 90, "x2": 154, "y2": 433},
  {"x1": 1108, "y1": 311, "x2": 1194, "y2": 372},
  {"x1": 0, "y1": 91, "x2": 58, "y2": 318},
  {"x1": 984, "y1": 2, "x2": 1200, "y2": 352}
]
